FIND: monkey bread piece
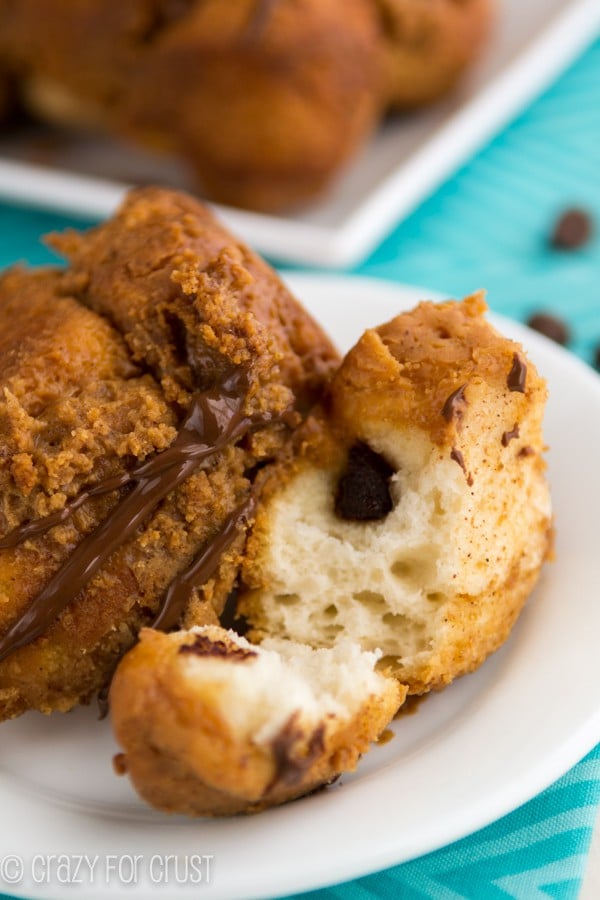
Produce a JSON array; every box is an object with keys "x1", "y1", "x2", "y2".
[
  {"x1": 51, "y1": 186, "x2": 338, "y2": 411},
  {"x1": 375, "y1": 0, "x2": 495, "y2": 109},
  {"x1": 0, "y1": 187, "x2": 338, "y2": 721},
  {"x1": 0, "y1": 0, "x2": 383, "y2": 212},
  {"x1": 122, "y1": 0, "x2": 385, "y2": 212},
  {"x1": 0, "y1": 0, "x2": 495, "y2": 212},
  {"x1": 110, "y1": 625, "x2": 405, "y2": 816},
  {"x1": 240, "y1": 293, "x2": 552, "y2": 694}
]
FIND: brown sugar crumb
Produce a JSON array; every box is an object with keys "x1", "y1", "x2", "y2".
[
  {"x1": 376, "y1": 728, "x2": 395, "y2": 745},
  {"x1": 9, "y1": 453, "x2": 38, "y2": 496}
]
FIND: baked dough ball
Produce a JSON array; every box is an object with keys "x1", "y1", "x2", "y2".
[
  {"x1": 0, "y1": 0, "x2": 383, "y2": 212},
  {"x1": 124, "y1": 0, "x2": 384, "y2": 212},
  {"x1": 51, "y1": 186, "x2": 338, "y2": 411},
  {"x1": 0, "y1": 187, "x2": 338, "y2": 721},
  {"x1": 376, "y1": 0, "x2": 495, "y2": 109},
  {"x1": 0, "y1": 0, "x2": 495, "y2": 210},
  {"x1": 110, "y1": 625, "x2": 404, "y2": 815},
  {"x1": 240, "y1": 293, "x2": 552, "y2": 694}
]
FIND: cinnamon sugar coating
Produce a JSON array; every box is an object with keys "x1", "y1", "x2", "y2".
[
  {"x1": 0, "y1": 187, "x2": 337, "y2": 720},
  {"x1": 330, "y1": 292, "x2": 531, "y2": 446}
]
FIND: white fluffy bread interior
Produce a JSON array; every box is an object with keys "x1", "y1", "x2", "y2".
[
  {"x1": 180, "y1": 626, "x2": 395, "y2": 745},
  {"x1": 243, "y1": 416, "x2": 551, "y2": 670}
]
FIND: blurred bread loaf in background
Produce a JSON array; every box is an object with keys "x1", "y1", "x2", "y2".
[{"x1": 0, "y1": 0, "x2": 494, "y2": 211}]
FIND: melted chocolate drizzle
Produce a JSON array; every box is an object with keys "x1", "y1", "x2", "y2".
[
  {"x1": 0, "y1": 370, "x2": 268, "y2": 663},
  {"x1": 268, "y1": 713, "x2": 326, "y2": 792},
  {"x1": 152, "y1": 493, "x2": 256, "y2": 632},
  {"x1": 507, "y1": 354, "x2": 527, "y2": 393},
  {"x1": 450, "y1": 448, "x2": 473, "y2": 487},
  {"x1": 441, "y1": 384, "x2": 467, "y2": 425}
]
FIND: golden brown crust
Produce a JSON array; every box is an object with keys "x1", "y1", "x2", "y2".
[
  {"x1": 375, "y1": 0, "x2": 495, "y2": 109},
  {"x1": 405, "y1": 557, "x2": 547, "y2": 694},
  {"x1": 110, "y1": 627, "x2": 404, "y2": 816},
  {"x1": 329, "y1": 292, "x2": 541, "y2": 447},
  {"x1": 0, "y1": 187, "x2": 338, "y2": 721}
]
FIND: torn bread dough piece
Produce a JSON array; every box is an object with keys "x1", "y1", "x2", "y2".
[
  {"x1": 110, "y1": 625, "x2": 405, "y2": 816},
  {"x1": 240, "y1": 293, "x2": 553, "y2": 694}
]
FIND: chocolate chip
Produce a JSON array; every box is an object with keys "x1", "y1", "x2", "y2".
[
  {"x1": 450, "y1": 448, "x2": 473, "y2": 486},
  {"x1": 178, "y1": 633, "x2": 256, "y2": 661},
  {"x1": 507, "y1": 353, "x2": 527, "y2": 393},
  {"x1": 334, "y1": 442, "x2": 394, "y2": 522},
  {"x1": 219, "y1": 588, "x2": 250, "y2": 636},
  {"x1": 519, "y1": 446, "x2": 535, "y2": 458},
  {"x1": 441, "y1": 384, "x2": 468, "y2": 425},
  {"x1": 502, "y1": 424, "x2": 520, "y2": 447},
  {"x1": 550, "y1": 208, "x2": 593, "y2": 250},
  {"x1": 269, "y1": 715, "x2": 325, "y2": 790},
  {"x1": 526, "y1": 312, "x2": 570, "y2": 345}
]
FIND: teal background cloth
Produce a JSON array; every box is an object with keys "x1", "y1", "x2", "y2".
[{"x1": 0, "y1": 35, "x2": 599, "y2": 900}]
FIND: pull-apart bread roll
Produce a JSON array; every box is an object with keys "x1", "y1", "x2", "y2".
[
  {"x1": 0, "y1": 187, "x2": 337, "y2": 720},
  {"x1": 376, "y1": 0, "x2": 494, "y2": 109},
  {"x1": 111, "y1": 625, "x2": 405, "y2": 816},
  {"x1": 0, "y1": 0, "x2": 383, "y2": 212},
  {"x1": 0, "y1": 0, "x2": 493, "y2": 211},
  {"x1": 240, "y1": 293, "x2": 552, "y2": 694}
]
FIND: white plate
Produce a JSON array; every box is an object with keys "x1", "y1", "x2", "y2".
[
  {"x1": 2, "y1": 274, "x2": 600, "y2": 900},
  {"x1": 0, "y1": 0, "x2": 599, "y2": 267}
]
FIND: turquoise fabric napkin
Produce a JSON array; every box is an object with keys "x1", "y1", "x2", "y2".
[
  {"x1": 0, "y1": 35, "x2": 599, "y2": 900},
  {"x1": 289, "y1": 746, "x2": 600, "y2": 900}
]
